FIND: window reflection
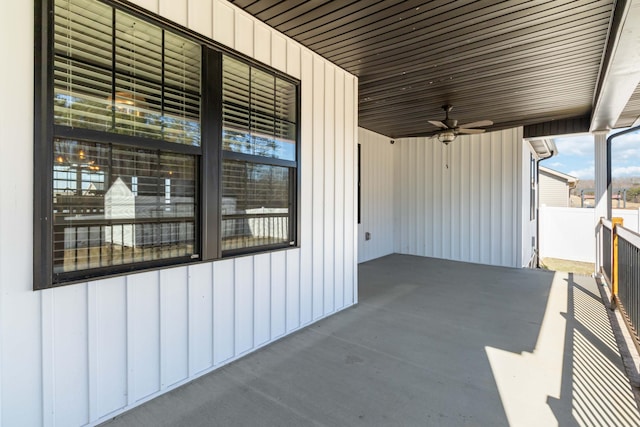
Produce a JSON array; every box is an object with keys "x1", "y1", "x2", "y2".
[
  {"x1": 222, "y1": 55, "x2": 297, "y2": 161},
  {"x1": 53, "y1": 0, "x2": 201, "y2": 146},
  {"x1": 53, "y1": 139, "x2": 197, "y2": 273},
  {"x1": 221, "y1": 161, "x2": 290, "y2": 251}
]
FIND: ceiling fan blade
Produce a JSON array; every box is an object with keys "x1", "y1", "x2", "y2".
[
  {"x1": 428, "y1": 120, "x2": 449, "y2": 129},
  {"x1": 458, "y1": 128, "x2": 486, "y2": 134},
  {"x1": 458, "y1": 120, "x2": 493, "y2": 128}
]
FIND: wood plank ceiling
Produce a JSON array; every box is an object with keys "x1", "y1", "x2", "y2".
[{"x1": 229, "y1": 0, "x2": 617, "y2": 138}]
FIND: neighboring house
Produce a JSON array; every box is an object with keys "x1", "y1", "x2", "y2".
[{"x1": 538, "y1": 166, "x2": 578, "y2": 207}]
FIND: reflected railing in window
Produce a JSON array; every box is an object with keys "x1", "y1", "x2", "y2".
[
  {"x1": 53, "y1": 217, "x2": 195, "y2": 273},
  {"x1": 221, "y1": 161, "x2": 291, "y2": 251},
  {"x1": 53, "y1": 139, "x2": 197, "y2": 275},
  {"x1": 221, "y1": 209, "x2": 289, "y2": 251}
]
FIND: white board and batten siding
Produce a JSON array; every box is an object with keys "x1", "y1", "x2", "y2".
[
  {"x1": 0, "y1": 1, "x2": 358, "y2": 426},
  {"x1": 392, "y1": 128, "x2": 526, "y2": 268},
  {"x1": 357, "y1": 128, "x2": 396, "y2": 263}
]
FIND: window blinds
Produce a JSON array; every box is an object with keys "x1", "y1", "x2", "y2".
[{"x1": 53, "y1": 0, "x2": 201, "y2": 146}]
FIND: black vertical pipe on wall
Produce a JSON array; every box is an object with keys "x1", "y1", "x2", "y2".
[{"x1": 606, "y1": 124, "x2": 640, "y2": 220}]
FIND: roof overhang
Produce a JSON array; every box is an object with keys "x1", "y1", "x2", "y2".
[
  {"x1": 539, "y1": 165, "x2": 579, "y2": 187},
  {"x1": 591, "y1": 0, "x2": 640, "y2": 131},
  {"x1": 230, "y1": 1, "x2": 640, "y2": 137},
  {"x1": 527, "y1": 138, "x2": 557, "y2": 160}
]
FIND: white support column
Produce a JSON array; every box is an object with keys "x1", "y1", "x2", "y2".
[
  {"x1": 594, "y1": 131, "x2": 609, "y2": 220},
  {"x1": 594, "y1": 130, "x2": 608, "y2": 272}
]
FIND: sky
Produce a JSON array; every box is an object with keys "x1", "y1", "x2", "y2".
[{"x1": 546, "y1": 128, "x2": 640, "y2": 180}]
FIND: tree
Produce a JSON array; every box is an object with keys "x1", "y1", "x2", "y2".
[{"x1": 627, "y1": 186, "x2": 640, "y2": 202}]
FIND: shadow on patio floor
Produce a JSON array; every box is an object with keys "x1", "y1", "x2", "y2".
[{"x1": 102, "y1": 254, "x2": 640, "y2": 426}]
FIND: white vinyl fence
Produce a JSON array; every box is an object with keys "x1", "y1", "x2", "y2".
[{"x1": 539, "y1": 206, "x2": 640, "y2": 263}]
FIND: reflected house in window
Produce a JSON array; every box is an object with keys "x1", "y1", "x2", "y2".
[
  {"x1": 39, "y1": 1, "x2": 296, "y2": 282},
  {"x1": 104, "y1": 177, "x2": 135, "y2": 246},
  {"x1": 104, "y1": 176, "x2": 195, "y2": 248}
]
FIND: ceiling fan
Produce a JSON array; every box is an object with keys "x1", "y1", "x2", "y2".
[{"x1": 428, "y1": 105, "x2": 493, "y2": 144}]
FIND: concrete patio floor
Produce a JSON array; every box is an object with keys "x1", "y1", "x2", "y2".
[{"x1": 102, "y1": 254, "x2": 640, "y2": 426}]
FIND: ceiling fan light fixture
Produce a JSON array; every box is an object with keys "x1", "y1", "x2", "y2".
[{"x1": 438, "y1": 131, "x2": 456, "y2": 144}]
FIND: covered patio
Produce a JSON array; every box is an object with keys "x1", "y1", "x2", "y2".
[
  {"x1": 102, "y1": 255, "x2": 640, "y2": 426},
  {"x1": 5, "y1": 1, "x2": 640, "y2": 425}
]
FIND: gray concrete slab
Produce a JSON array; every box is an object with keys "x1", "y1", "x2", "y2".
[{"x1": 101, "y1": 254, "x2": 640, "y2": 427}]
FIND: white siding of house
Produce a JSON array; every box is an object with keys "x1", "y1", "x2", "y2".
[
  {"x1": 357, "y1": 128, "x2": 395, "y2": 263},
  {"x1": 393, "y1": 129, "x2": 524, "y2": 268},
  {"x1": 539, "y1": 170, "x2": 571, "y2": 207},
  {"x1": 0, "y1": 1, "x2": 358, "y2": 425}
]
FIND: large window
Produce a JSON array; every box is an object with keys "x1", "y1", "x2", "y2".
[
  {"x1": 35, "y1": 0, "x2": 299, "y2": 288},
  {"x1": 221, "y1": 56, "x2": 297, "y2": 253},
  {"x1": 52, "y1": 139, "x2": 197, "y2": 275}
]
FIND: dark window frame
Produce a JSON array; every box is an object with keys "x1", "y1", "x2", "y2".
[
  {"x1": 34, "y1": 0, "x2": 300, "y2": 289},
  {"x1": 220, "y1": 55, "x2": 298, "y2": 254},
  {"x1": 530, "y1": 153, "x2": 537, "y2": 221},
  {"x1": 357, "y1": 143, "x2": 361, "y2": 225}
]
